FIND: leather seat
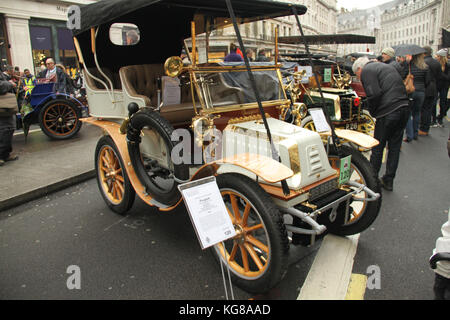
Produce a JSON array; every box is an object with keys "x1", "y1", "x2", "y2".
[
  {"x1": 119, "y1": 64, "x2": 164, "y2": 106},
  {"x1": 120, "y1": 64, "x2": 197, "y2": 126}
]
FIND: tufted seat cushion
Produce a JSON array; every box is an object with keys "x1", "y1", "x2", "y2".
[{"x1": 119, "y1": 64, "x2": 165, "y2": 106}]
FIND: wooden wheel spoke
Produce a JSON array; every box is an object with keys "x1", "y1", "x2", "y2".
[
  {"x1": 229, "y1": 243, "x2": 239, "y2": 262},
  {"x1": 239, "y1": 244, "x2": 250, "y2": 272},
  {"x1": 229, "y1": 194, "x2": 241, "y2": 222},
  {"x1": 246, "y1": 235, "x2": 269, "y2": 254},
  {"x1": 245, "y1": 223, "x2": 263, "y2": 233},
  {"x1": 115, "y1": 174, "x2": 124, "y2": 182},
  {"x1": 244, "y1": 243, "x2": 264, "y2": 270},
  {"x1": 241, "y1": 201, "x2": 251, "y2": 227}
]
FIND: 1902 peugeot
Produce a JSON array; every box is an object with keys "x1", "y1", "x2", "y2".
[{"x1": 73, "y1": 0, "x2": 381, "y2": 293}]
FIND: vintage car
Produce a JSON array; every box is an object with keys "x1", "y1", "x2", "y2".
[
  {"x1": 279, "y1": 43, "x2": 376, "y2": 141},
  {"x1": 18, "y1": 81, "x2": 87, "y2": 139},
  {"x1": 73, "y1": 0, "x2": 381, "y2": 293}
]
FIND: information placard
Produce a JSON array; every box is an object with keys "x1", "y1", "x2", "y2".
[
  {"x1": 309, "y1": 108, "x2": 331, "y2": 133},
  {"x1": 178, "y1": 176, "x2": 236, "y2": 250},
  {"x1": 339, "y1": 155, "x2": 352, "y2": 185},
  {"x1": 162, "y1": 76, "x2": 181, "y2": 106}
]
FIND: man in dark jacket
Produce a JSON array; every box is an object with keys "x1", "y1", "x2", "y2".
[
  {"x1": 420, "y1": 46, "x2": 441, "y2": 135},
  {"x1": 0, "y1": 71, "x2": 19, "y2": 166},
  {"x1": 381, "y1": 47, "x2": 402, "y2": 74},
  {"x1": 353, "y1": 57, "x2": 409, "y2": 191}
]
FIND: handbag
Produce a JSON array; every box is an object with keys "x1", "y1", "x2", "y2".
[
  {"x1": 0, "y1": 93, "x2": 19, "y2": 117},
  {"x1": 404, "y1": 64, "x2": 415, "y2": 94}
]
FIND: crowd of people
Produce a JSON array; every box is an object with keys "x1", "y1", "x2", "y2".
[
  {"x1": 353, "y1": 46, "x2": 449, "y2": 192},
  {"x1": 0, "y1": 57, "x2": 79, "y2": 166}
]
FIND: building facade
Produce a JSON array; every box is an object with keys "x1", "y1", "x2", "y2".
[
  {"x1": 0, "y1": 0, "x2": 339, "y2": 72},
  {"x1": 0, "y1": 0, "x2": 94, "y2": 74},
  {"x1": 338, "y1": 0, "x2": 449, "y2": 57}
]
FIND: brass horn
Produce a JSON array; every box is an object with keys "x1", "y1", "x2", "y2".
[{"x1": 164, "y1": 56, "x2": 184, "y2": 77}]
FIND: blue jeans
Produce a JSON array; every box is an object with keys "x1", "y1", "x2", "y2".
[{"x1": 405, "y1": 91, "x2": 425, "y2": 140}]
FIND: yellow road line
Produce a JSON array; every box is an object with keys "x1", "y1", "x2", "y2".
[{"x1": 345, "y1": 274, "x2": 367, "y2": 300}]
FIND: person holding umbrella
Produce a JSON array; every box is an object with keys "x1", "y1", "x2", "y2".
[{"x1": 394, "y1": 45, "x2": 432, "y2": 143}]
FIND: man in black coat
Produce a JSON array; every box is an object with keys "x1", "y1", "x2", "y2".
[
  {"x1": 0, "y1": 70, "x2": 19, "y2": 166},
  {"x1": 352, "y1": 57, "x2": 410, "y2": 191},
  {"x1": 420, "y1": 46, "x2": 441, "y2": 135}
]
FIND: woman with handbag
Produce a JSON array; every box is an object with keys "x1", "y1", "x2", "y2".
[
  {"x1": 403, "y1": 53, "x2": 432, "y2": 143},
  {"x1": 436, "y1": 49, "x2": 450, "y2": 127}
]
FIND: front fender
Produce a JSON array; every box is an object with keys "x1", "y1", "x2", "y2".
[
  {"x1": 191, "y1": 153, "x2": 294, "y2": 184},
  {"x1": 323, "y1": 129, "x2": 379, "y2": 149}
]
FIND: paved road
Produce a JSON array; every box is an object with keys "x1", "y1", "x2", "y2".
[
  {"x1": 352, "y1": 124, "x2": 450, "y2": 300},
  {"x1": 0, "y1": 178, "x2": 319, "y2": 300},
  {"x1": 1, "y1": 121, "x2": 448, "y2": 300}
]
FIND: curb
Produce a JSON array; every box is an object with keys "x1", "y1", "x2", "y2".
[{"x1": 0, "y1": 170, "x2": 96, "y2": 213}]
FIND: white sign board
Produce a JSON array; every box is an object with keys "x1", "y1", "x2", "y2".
[
  {"x1": 178, "y1": 176, "x2": 236, "y2": 250},
  {"x1": 309, "y1": 108, "x2": 331, "y2": 133},
  {"x1": 162, "y1": 76, "x2": 181, "y2": 106},
  {"x1": 296, "y1": 66, "x2": 313, "y2": 83}
]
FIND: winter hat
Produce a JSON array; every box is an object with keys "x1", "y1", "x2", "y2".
[
  {"x1": 436, "y1": 49, "x2": 448, "y2": 57},
  {"x1": 381, "y1": 47, "x2": 395, "y2": 58}
]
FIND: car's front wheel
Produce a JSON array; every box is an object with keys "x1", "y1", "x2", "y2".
[{"x1": 212, "y1": 173, "x2": 289, "y2": 294}]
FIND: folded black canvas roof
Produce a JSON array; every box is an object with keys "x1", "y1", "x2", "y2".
[{"x1": 74, "y1": 0, "x2": 307, "y2": 35}]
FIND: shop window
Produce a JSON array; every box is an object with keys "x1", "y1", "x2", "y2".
[{"x1": 30, "y1": 26, "x2": 53, "y2": 74}]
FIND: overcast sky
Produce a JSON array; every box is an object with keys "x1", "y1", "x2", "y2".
[{"x1": 336, "y1": 0, "x2": 393, "y2": 10}]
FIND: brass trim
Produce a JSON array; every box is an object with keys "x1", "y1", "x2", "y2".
[{"x1": 201, "y1": 99, "x2": 290, "y2": 115}]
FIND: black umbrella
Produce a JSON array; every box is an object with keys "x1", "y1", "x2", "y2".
[{"x1": 393, "y1": 44, "x2": 426, "y2": 56}]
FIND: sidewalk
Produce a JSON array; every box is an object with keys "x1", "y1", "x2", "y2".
[{"x1": 0, "y1": 123, "x2": 102, "y2": 212}]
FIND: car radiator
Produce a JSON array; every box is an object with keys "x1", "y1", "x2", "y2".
[{"x1": 221, "y1": 118, "x2": 337, "y2": 191}]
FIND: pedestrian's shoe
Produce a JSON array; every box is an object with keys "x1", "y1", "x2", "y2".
[
  {"x1": 403, "y1": 138, "x2": 411, "y2": 143},
  {"x1": 5, "y1": 154, "x2": 18, "y2": 162},
  {"x1": 430, "y1": 122, "x2": 438, "y2": 128},
  {"x1": 0, "y1": 159, "x2": 4, "y2": 166},
  {"x1": 418, "y1": 130, "x2": 428, "y2": 136},
  {"x1": 380, "y1": 177, "x2": 393, "y2": 192}
]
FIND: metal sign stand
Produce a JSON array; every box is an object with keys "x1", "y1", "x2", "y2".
[
  {"x1": 219, "y1": 242, "x2": 235, "y2": 300},
  {"x1": 177, "y1": 176, "x2": 236, "y2": 300}
]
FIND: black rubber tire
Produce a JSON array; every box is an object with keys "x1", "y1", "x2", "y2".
[
  {"x1": 212, "y1": 173, "x2": 289, "y2": 294},
  {"x1": 38, "y1": 98, "x2": 82, "y2": 140},
  {"x1": 95, "y1": 136, "x2": 135, "y2": 215},
  {"x1": 127, "y1": 108, "x2": 189, "y2": 206},
  {"x1": 324, "y1": 145, "x2": 382, "y2": 236}
]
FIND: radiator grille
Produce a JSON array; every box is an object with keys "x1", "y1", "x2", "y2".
[{"x1": 309, "y1": 178, "x2": 339, "y2": 201}]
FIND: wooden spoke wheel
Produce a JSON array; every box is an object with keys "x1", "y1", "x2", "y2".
[
  {"x1": 325, "y1": 145, "x2": 381, "y2": 236},
  {"x1": 95, "y1": 136, "x2": 135, "y2": 214},
  {"x1": 212, "y1": 173, "x2": 288, "y2": 293},
  {"x1": 218, "y1": 190, "x2": 270, "y2": 279},
  {"x1": 39, "y1": 99, "x2": 82, "y2": 140}
]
